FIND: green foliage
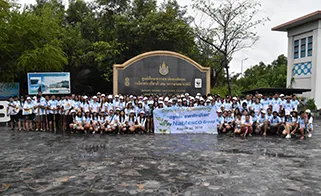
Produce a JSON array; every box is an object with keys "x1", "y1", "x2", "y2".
[
  {"x1": 213, "y1": 55, "x2": 287, "y2": 96},
  {"x1": 306, "y1": 99, "x2": 317, "y2": 110}
]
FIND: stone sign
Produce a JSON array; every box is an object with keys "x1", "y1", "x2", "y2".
[{"x1": 113, "y1": 51, "x2": 210, "y2": 95}]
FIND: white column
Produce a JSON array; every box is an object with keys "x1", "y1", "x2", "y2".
[
  {"x1": 287, "y1": 35, "x2": 294, "y2": 87},
  {"x1": 313, "y1": 21, "x2": 321, "y2": 108}
]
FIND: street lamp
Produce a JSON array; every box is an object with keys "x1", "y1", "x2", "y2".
[{"x1": 241, "y1": 57, "x2": 248, "y2": 77}]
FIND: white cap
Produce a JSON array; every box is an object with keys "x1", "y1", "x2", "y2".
[
  {"x1": 185, "y1": 93, "x2": 189, "y2": 96},
  {"x1": 97, "y1": 92, "x2": 101, "y2": 95},
  {"x1": 93, "y1": 96, "x2": 97, "y2": 99},
  {"x1": 148, "y1": 100, "x2": 154, "y2": 105},
  {"x1": 195, "y1": 96, "x2": 200, "y2": 99},
  {"x1": 140, "y1": 111, "x2": 145, "y2": 114},
  {"x1": 126, "y1": 102, "x2": 132, "y2": 107},
  {"x1": 200, "y1": 98, "x2": 205, "y2": 101},
  {"x1": 83, "y1": 95, "x2": 88, "y2": 99},
  {"x1": 26, "y1": 97, "x2": 31, "y2": 100},
  {"x1": 70, "y1": 110, "x2": 76, "y2": 113},
  {"x1": 138, "y1": 101, "x2": 143, "y2": 104},
  {"x1": 108, "y1": 95, "x2": 113, "y2": 99},
  {"x1": 120, "y1": 96, "x2": 124, "y2": 99},
  {"x1": 177, "y1": 99, "x2": 182, "y2": 102},
  {"x1": 116, "y1": 107, "x2": 120, "y2": 111},
  {"x1": 208, "y1": 96, "x2": 213, "y2": 100},
  {"x1": 305, "y1": 109, "x2": 311, "y2": 113},
  {"x1": 261, "y1": 110, "x2": 266, "y2": 114},
  {"x1": 196, "y1": 93, "x2": 201, "y2": 96},
  {"x1": 190, "y1": 97, "x2": 195, "y2": 101},
  {"x1": 217, "y1": 109, "x2": 222, "y2": 113},
  {"x1": 280, "y1": 94, "x2": 285, "y2": 97},
  {"x1": 129, "y1": 110, "x2": 135, "y2": 114},
  {"x1": 164, "y1": 97, "x2": 169, "y2": 102},
  {"x1": 159, "y1": 97, "x2": 163, "y2": 100},
  {"x1": 181, "y1": 94, "x2": 185, "y2": 98},
  {"x1": 115, "y1": 94, "x2": 119, "y2": 98},
  {"x1": 129, "y1": 95, "x2": 133, "y2": 98},
  {"x1": 233, "y1": 97, "x2": 237, "y2": 100},
  {"x1": 168, "y1": 100, "x2": 173, "y2": 103},
  {"x1": 158, "y1": 101, "x2": 164, "y2": 105},
  {"x1": 101, "y1": 94, "x2": 105, "y2": 97},
  {"x1": 85, "y1": 110, "x2": 90, "y2": 113},
  {"x1": 206, "y1": 99, "x2": 211, "y2": 103},
  {"x1": 183, "y1": 98, "x2": 187, "y2": 101},
  {"x1": 143, "y1": 97, "x2": 148, "y2": 100}
]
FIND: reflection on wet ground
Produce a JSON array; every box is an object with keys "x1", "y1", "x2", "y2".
[{"x1": 0, "y1": 122, "x2": 321, "y2": 196}]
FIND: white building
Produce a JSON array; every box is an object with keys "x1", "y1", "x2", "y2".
[{"x1": 272, "y1": 11, "x2": 321, "y2": 108}]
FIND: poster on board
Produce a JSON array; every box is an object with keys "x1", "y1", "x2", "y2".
[
  {"x1": 27, "y1": 72, "x2": 71, "y2": 95},
  {"x1": 0, "y1": 83, "x2": 19, "y2": 100}
]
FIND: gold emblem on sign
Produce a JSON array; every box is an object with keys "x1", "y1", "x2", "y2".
[
  {"x1": 159, "y1": 61, "x2": 169, "y2": 76},
  {"x1": 124, "y1": 77, "x2": 130, "y2": 87}
]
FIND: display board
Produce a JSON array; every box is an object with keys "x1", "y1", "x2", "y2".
[{"x1": 27, "y1": 72, "x2": 71, "y2": 95}]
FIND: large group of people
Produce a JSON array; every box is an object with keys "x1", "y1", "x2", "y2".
[{"x1": 6, "y1": 92, "x2": 313, "y2": 140}]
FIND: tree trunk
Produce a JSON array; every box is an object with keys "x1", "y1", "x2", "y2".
[
  {"x1": 225, "y1": 63, "x2": 232, "y2": 96},
  {"x1": 211, "y1": 67, "x2": 223, "y2": 88}
]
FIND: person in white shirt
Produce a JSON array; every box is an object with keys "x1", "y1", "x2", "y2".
[
  {"x1": 127, "y1": 110, "x2": 136, "y2": 133},
  {"x1": 48, "y1": 95, "x2": 59, "y2": 132},
  {"x1": 23, "y1": 97, "x2": 34, "y2": 131},
  {"x1": 256, "y1": 111, "x2": 267, "y2": 135},
  {"x1": 106, "y1": 109, "x2": 116, "y2": 133},
  {"x1": 7, "y1": 96, "x2": 19, "y2": 130},
  {"x1": 241, "y1": 114, "x2": 253, "y2": 137},
  {"x1": 90, "y1": 96, "x2": 100, "y2": 113},
  {"x1": 117, "y1": 110, "x2": 127, "y2": 134},
  {"x1": 136, "y1": 111, "x2": 147, "y2": 134}
]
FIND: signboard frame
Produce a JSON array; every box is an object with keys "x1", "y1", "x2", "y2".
[
  {"x1": 113, "y1": 51, "x2": 211, "y2": 95},
  {"x1": 27, "y1": 72, "x2": 71, "y2": 95}
]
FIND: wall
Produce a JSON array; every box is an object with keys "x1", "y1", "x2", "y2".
[{"x1": 286, "y1": 20, "x2": 321, "y2": 107}]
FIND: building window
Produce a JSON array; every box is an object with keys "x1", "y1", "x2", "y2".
[
  {"x1": 294, "y1": 40, "x2": 299, "y2": 59},
  {"x1": 300, "y1": 38, "x2": 306, "y2": 58},
  {"x1": 308, "y1": 36, "x2": 313, "y2": 57}
]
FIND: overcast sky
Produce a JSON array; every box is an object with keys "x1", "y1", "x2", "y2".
[{"x1": 19, "y1": 0, "x2": 321, "y2": 74}]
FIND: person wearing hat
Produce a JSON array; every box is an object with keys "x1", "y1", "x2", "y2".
[
  {"x1": 113, "y1": 95, "x2": 120, "y2": 109},
  {"x1": 136, "y1": 110, "x2": 147, "y2": 134},
  {"x1": 305, "y1": 109, "x2": 313, "y2": 138},
  {"x1": 118, "y1": 96, "x2": 125, "y2": 111},
  {"x1": 68, "y1": 109, "x2": 77, "y2": 132},
  {"x1": 106, "y1": 109, "x2": 116, "y2": 133},
  {"x1": 70, "y1": 109, "x2": 84, "y2": 133},
  {"x1": 23, "y1": 97, "x2": 34, "y2": 131},
  {"x1": 90, "y1": 96, "x2": 100, "y2": 114},
  {"x1": 267, "y1": 111, "x2": 282, "y2": 136},
  {"x1": 82, "y1": 110, "x2": 92, "y2": 134},
  {"x1": 216, "y1": 109, "x2": 224, "y2": 133},
  {"x1": 136, "y1": 101, "x2": 144, "y2": 115}
]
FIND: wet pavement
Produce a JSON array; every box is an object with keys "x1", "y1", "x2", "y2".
[{"x1": 0, "y1": 121, "x2": 321, "y2": 196}]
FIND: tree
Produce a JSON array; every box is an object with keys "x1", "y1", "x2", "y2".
[{"x1": 193, "y1": 0, "x2": 268, "y2": 94}]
